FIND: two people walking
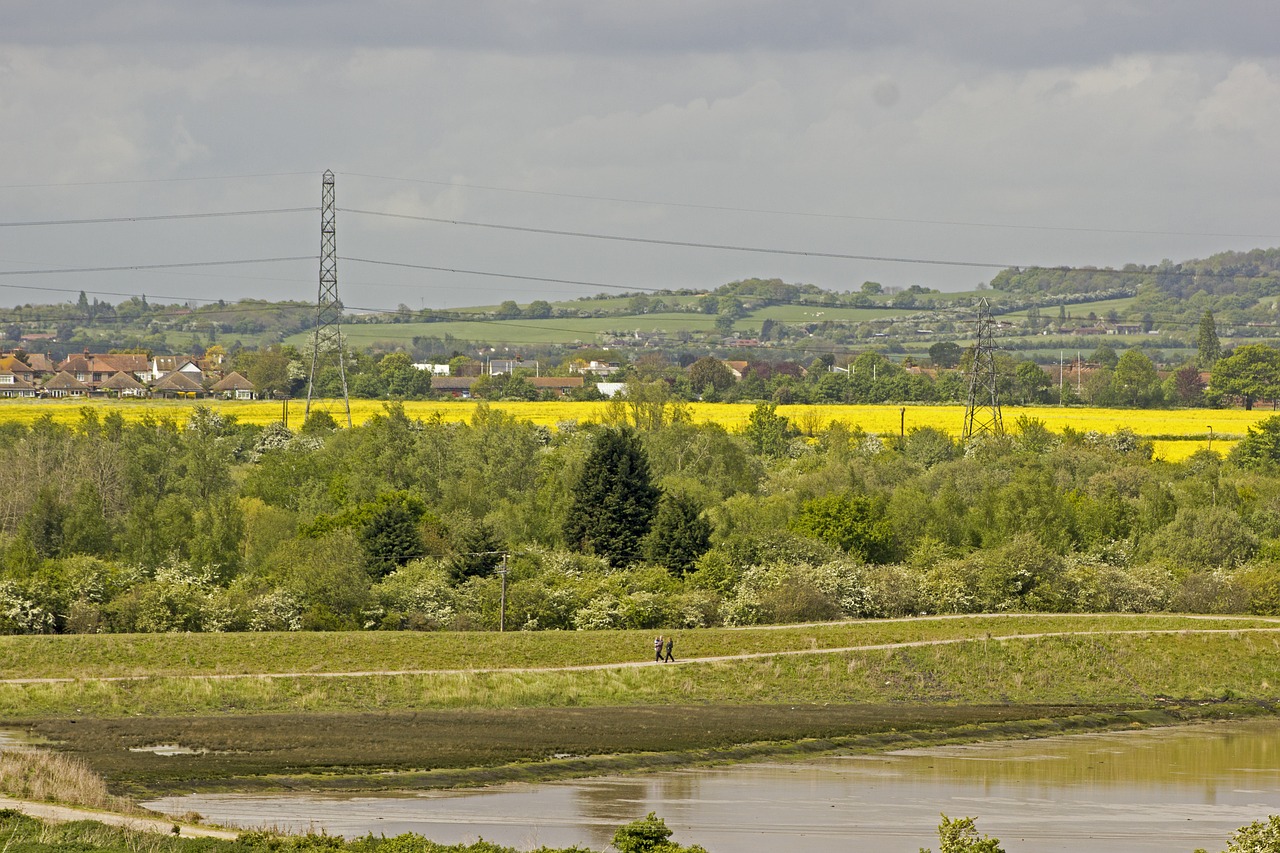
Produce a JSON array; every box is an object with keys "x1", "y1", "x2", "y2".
[{"x1": 653, "y1": 635, "x2": 674, "y2": 663}]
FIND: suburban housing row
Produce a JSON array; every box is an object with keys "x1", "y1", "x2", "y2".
[{"x1": 0, "y1": 351, "x2": 257, "y2": 400}]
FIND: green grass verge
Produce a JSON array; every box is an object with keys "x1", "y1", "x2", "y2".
[
  {"x1": 1, "y1": 624, "x2": 1277, "y2": 718},
  {"x1": 2, "y1": 614, "x2": 1273, "y2": 681}
]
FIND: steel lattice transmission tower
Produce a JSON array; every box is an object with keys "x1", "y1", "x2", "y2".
[
  {"x1": 962, "y1": 297, "x2": 1004, "y2": 441},
  {"x1": 306, "y1": 170, "x2": 352, "y2": 427}
]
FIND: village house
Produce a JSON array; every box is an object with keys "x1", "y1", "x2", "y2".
[
  {"x1": 0, "y1": 353, "x2": 37, "y2": 398},
  {"x1": 487, "y1": 358, "x2": 538, "y2": 375},
  {"x1": 431, "y1": 376, "x2": 476, "y2": 398},
  {"x1": 528, "y1": 376, "x2": 584, "y2": 398},
  {"x1": 43, "y1": 371, "x2": 90, "y2": 398},
  {"x1": 22, "y1": 353, "x2": 57, "y2": 383},
  {"x1": 569, "y1": 360, "x2": 622, "y2": 377},
  {"x1": 96, "y1": 371, "x2": 146, "y2": 398},
  {"x1": 151, "y1": 370, "x2": 205, "y2": 399},
  {"x1": 210, "y1": 371, "x2": 256, "y2": 400}
]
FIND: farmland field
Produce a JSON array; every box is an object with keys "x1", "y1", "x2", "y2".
[
  {"x1": 288, "y1": 311, "x2": 724, "y2": 348},
  {"x1": 0, "y1": 398, "x2": 1267, "y2": 446},
  {"x1": 284, "y1": 303, "x2": 924, "y2": 348}
]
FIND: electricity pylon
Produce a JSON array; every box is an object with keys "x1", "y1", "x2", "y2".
[
  {"x1": 962, "y1": 297, "x2": 1003, "y2": 441},
  {"x1": 306, "y1": 170, "x2": 352, "y2": 427}
]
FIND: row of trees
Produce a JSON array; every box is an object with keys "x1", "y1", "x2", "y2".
[
  {"x1": 281, "y1": 339, "x2": 1280, "y2": 411},
  {"x1": 2, "y1": 398, "x2": 1280, "y2": 634}
]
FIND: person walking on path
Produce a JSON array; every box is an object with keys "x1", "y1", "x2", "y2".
[
  {"x1": 654, "y1": 635, "x2": 664, "y2": 662},
  {"x1": 663, "y1": 636, "x2": 674, "y2": 663}
]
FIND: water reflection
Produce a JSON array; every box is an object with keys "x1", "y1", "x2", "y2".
[
  {"x1": 147, "y1": 720, "x2": 1280, "y2": 853},
  {"x1": 573, "y1": 779, "x2": 651, "y2": 847}
]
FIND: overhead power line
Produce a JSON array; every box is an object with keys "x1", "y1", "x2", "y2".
[
  {"x1": 341, "y1": 172, "x2": 1280, "y2": 241},
  {"x1": 0, "y1": 257, "x2": 312, "y2": 278},
  {"x1": 0, "y1": 208, "x2": 315, "y2": 228},
  {"x1": 342, "y1": 209, "x2": 1280, "y2": 277},
  {"x1": 342, "y1": 208, "x2": 1010, "y2": 269},
  {"x1": 345, "y1": 257, "x2": 643, "y2": 293},
  {"x1": 0, "y1": 171, "x2": 315, "y2": 190}
]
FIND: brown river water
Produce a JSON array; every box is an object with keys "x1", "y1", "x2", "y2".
[{"x1": 145, "y1": 719, "x2": 1280, "y2": 852}]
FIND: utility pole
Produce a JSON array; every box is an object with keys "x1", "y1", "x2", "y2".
[
  {"x1": 306, "y1": 170, "x2": 352, "y2": 427},
  {"x1": 498, "y1": 553, "x2": 509, "y2": 632},
  {"x1": 962, "y1": 297, "x2": 1004, "y2": 441}
]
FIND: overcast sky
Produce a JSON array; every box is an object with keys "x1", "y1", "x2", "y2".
[{"x1": 2, "y1": 1, "x2": 1278, "y2": 312}]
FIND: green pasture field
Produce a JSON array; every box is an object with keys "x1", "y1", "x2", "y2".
[
  {"x1": 287, "y1": 302, "x2": 925, "y2": 348},
  {"x1": 3, "y1": 615, "x2": 1279, "y2": 796},
  {"x1": 740, "y1": 305, "x2": 907, "y2": 324},
  {"x1": 286, "y1": 312, "x2": 722, "y2": 348},
  {"x1": 540, "y1": 294, "x2": 708, "y2": 312}
]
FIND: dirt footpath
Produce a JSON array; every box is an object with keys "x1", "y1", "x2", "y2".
[{"x1": 0, "y1": 795, "x2": 239, "y2": 839}]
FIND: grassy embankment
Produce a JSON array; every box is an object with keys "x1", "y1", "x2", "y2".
[{"x1": 1, "y1": 614, "x2": 1278, "y2": 797}]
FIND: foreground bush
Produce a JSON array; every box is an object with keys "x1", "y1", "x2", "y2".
[
  {"x1": 0, "y1": 809, "x2": 1277, "y2": 852},
  {"x1": 0, "y1": 810, "x2": 705, "y2": 852}
]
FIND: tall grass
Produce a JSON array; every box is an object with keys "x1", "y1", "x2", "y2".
[{"x1": 0, "y1": 747, "x2": 132, "y2": 812}]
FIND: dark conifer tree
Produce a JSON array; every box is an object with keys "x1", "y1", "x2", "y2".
[
  {"x1": 360, "y1": 494, "x2": 426, "y2": 577},
  {"x1": 564, "y1": 427, "x2": 661, "y2": 567},
  {"x1": 1197, "y1": 309, "x2": 1221, "y2": 368},
  {"x1": 644, "y1": 492, "x2": 711, "y2": 576},
  {"x1": 447, "y1": 520, "x2": 504, "y2": 583}
]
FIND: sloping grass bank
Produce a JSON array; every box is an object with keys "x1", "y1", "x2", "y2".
[
  {"x1": 3, "y1": 618, "x2": 1277, "y2": 798},
  {"x1": 1, "y1": 627, "x2": 1276, "y2": 717},
  {"x1": 0, "y1": 614, "x2": 1272, "y2": 681}
]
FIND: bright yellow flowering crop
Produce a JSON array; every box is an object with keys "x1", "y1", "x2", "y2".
[{"x1": 0, "y1": 399, "x2": 1268, "y2": 448}]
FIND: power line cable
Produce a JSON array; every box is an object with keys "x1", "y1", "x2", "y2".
[
  {"x1": 0, "y1": 171, "x2": 315, "y2": 190},
  {"x1": 341, "y1": 172, "x2": 1280, "y2": 241},
  {"x1": 342, "y1": 208, "x2": 1011, "y2": 269},
  {"x1": 0, "y1": 257, "x2": 312, "y2": 279},
  {"x1": 0, "y1": 208, "x2": 314, "y2": 228},
  {"x1": 345, "y1": 257, "x2": 647, "y2": 293},
  {"x1": 341, "y1": 208, "x2": 1280, "y2": 276}
]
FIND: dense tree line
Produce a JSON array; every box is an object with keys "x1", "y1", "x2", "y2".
[
  {"x1": 2, "y1": 400, "x2": 1280, "y2": 634},
  {"x1": 991, "y1": 248, "x2": 1280, "y2": 335}
]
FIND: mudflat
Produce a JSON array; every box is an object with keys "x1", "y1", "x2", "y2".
[{"x1": 18, "y1": 703, "x2": 1104, "y2": 796}]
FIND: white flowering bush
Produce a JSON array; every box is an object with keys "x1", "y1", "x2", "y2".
[
  {"x1": 373, "y1": 560, "x2": 458, "y2": 630},
  {"x1": 0, "y1": 581, "x2": 55, "y2": 634},
  {"x1": 720, "y1": 561, "x2": 844, "y2": 626},
  {"x1": 245, "y1": 589, "x2": 305, "y2": 632},
  {"x1": 132, "y1": 557, "x2": 223, "y2": 633},
  {"x1": 573, "y1": 594, "x2": 623, "y2": 630}
]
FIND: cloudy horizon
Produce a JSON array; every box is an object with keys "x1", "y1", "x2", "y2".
[{"x1": 2, "y1": 1, "x2": 1277, "y2": 310}]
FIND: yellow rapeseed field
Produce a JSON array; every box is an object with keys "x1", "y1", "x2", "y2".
[
  {"x1": 1150, "y1": 439, "x2": 1234, "y2": 462},
  {"x1": 0, "y1": 399, "x2": 1268, "y2": 452}
]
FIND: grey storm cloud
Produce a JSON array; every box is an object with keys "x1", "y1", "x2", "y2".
[
  {"x1": 0, "y1": 0, "x2": 1277, "y2": 308},
  {"x1": 5, "y1": 1, "x2": 1278, "y2": 63}
]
